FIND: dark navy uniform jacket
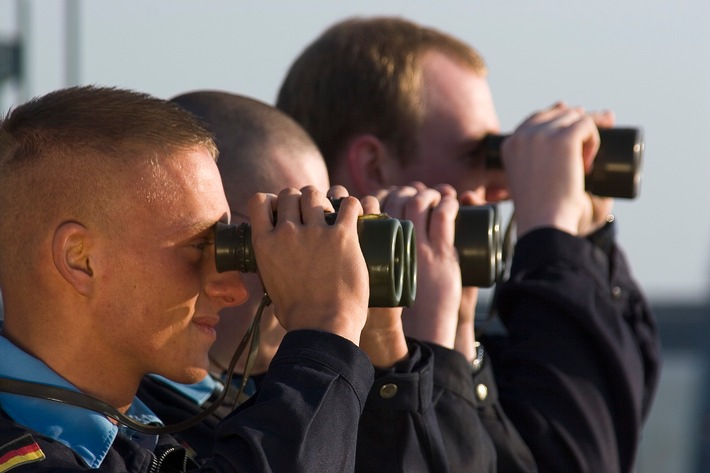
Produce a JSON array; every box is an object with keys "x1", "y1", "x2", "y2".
[
  {"x1": 484, "y1": 224, "x2": 661, "y2": 473},
  {"x1": 139, "y1": 338, "x2": 534, "y2": 473},
  {"x1": 0, "y1": 330, "x2": 374, "y2": 472}
]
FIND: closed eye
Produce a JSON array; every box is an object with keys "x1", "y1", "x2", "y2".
[{"x1": 191, "y1": 240, "x2": 213, "y2": 251}]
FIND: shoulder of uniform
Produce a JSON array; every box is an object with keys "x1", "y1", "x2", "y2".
[{"x1": 0, "y1": 432, "x2": 46, "y2": 472}]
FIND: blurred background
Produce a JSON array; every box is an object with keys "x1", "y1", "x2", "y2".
[{"x1": 0, "y1": 1, "x2": 708, "y2": 470}]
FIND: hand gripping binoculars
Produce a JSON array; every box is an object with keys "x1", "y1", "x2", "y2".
[
  {"x1": 214, "y1": 214, "x2": 416, "y2": 308},
  {"x1": 214, "y1": 203, "x2": 504, "y2": 308},
  {"x1": 484, "y1": 127, "x2": 644, "y2": 199}
]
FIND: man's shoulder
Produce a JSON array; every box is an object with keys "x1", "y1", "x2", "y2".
[{"x1": 0, "y1": 413, "x2": 86, "y2": 471}]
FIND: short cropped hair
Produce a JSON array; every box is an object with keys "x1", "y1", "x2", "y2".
[
  {"x1": 277, "y1": 16, "x2": 487, "y2": 170},
  {"x1": 0, "y1": 85, "x2": 217, "y2": 274},
  {"x1": 171, "y1": 90, "x2": 324, "y2": 206}
]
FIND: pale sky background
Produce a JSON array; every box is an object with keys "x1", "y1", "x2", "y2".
[{"x1": 1, "y1": 0, "x2": 709, "y2": 305}]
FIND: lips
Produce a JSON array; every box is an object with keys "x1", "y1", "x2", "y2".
[{"x1": 192, "y1": 315, "x2": 220, "y2": 338}]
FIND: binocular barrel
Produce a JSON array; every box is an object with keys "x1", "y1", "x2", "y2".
[
  {"x1": 484, "y1": 127, "x2": 644, "y2": 199},
  {"x1": 214, "y1": 216, "x2": 416, "y2": 308},
  {"x1": 456, "y1": 205, "x2": 502, "y2": 287}
]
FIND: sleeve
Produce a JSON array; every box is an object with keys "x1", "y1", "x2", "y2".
[
  {"x1": 428, "y1": 342, "x2": 536, "y2": 473},
  {"x1": 357, "y1": 338, "x2": 505, "y2": 473},
  {"x1": 486, "y1": 224, "x2": 661, "y2": 473},
  {"x1": 356, "y1": 339, "x2": 453, "y2": 473},
  {"x1": 466, "y1": 347, "x2": 538, "y2": 473},
  {"x1": 203, "y1": 330, "x2": 374, "y2": 473}
]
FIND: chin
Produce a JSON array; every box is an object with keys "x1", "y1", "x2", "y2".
[{"x1": 177, "y1": 366, "x2": 210, "y2": 385}]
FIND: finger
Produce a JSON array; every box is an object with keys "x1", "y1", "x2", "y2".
[
  {"x1": 518, "y1": 101, "x2": 570, "y2": 127},
  {"x1": 458, "y1": 189, "x2": 487, "y2": 206},
  {"x1": 588, "y1": 109, "x2": 616, "y2": 129},
  {"x1": 300, "y1": 186, "x2": 331, "y2": 225},
  {"x1": 248, "y1": 192, "x2": 278, "y2": 229},
  {"x1": 432, "y1": 183, "x2": 457, "y2": 200},
  {"x1": 360, "y1": 195, "x2": 381, "y2": 215},
  {"x1": 380, "y1": 186, "x2": 418, "y2": 219},
  {"x1": 326, "y1": 184, "x2": 349, "y2": 201},
  {"x1": 373, "y1": 187, "x2": 392, "y2": 202},
  {"x1": 334, "y1": 195, "x2": 363, "y2": 226},
  {"x1": 407, "y1": 181, "x2": 429, "y2": 192},
  {"x1": 544, "y1": 106, "x2": 587, "y2": 130},
  {"x1": 574, "y1": 115, "x2": 601, "y2": 173},
  {"x1": 404, "y1": 188, "x2": 441, "y2": 244},
  {"x1": 426, "y1": 192, "x2": 459, "y2": 249},
  {"x1": 275, "y1": 187, "x2": 304, "y2": 225}
]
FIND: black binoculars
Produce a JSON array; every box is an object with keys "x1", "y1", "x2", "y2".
[
  {"x1": 214, "y1": 204, "x2": 503, "y2": 308},
  {"x1": 214, "y1": 215, "x2": 416, "y2": 308},
  {"x1": 484, "y1": 127, "x2": 644, "y2": 199}
]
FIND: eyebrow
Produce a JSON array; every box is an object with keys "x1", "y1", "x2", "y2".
[{"x1": 174, "y1": 214, "x2": 228, "y2": 241}]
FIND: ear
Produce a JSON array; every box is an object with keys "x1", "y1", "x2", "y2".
[
  {"x1": 345, "y1": 134, "x2": 397, "y2": 196},
  {"x1": 52, "y1": 222, "x2": 95, "y2": 296}
]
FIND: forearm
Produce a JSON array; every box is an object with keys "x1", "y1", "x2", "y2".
[
  {"x1": 208, "y1": 330, "x2": 374, "y2": 473},
  {"x1": 491, "y1": 227, "x2": 658, "y2": 473}
]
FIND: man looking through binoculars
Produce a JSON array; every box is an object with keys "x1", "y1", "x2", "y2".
[{"x1": 277, "y1": 16, "x2": 661, "y2": 473}]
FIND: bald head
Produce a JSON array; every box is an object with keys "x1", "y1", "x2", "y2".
[{"x1": 170, "y1": 91, "x2": 329, "y2": 213}]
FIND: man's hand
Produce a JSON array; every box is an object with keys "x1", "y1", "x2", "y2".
[
  {"x1": 502, "y1": 102, "x2": 616, "y2": 238},
  {"x1": 248, "y1": 186, "x2": 369, "y2": 345},
  {"x1": 376, "y1": 183, "x2": 462, "y2": 350}
]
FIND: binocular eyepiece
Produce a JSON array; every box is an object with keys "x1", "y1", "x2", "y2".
[{"x1": 484, "y1": 127, "x2": 644, "y2": 199}]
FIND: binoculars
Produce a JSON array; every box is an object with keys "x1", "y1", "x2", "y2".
[
  {"x1": 214, "y1": 204, "x2": 503, "y2": 308},
  {"x1": 214, "y1": 215, "x2": 416, "y2": 308},
  {"x1": 484, "y1": 127, "x2": 644, "y2": 199}
]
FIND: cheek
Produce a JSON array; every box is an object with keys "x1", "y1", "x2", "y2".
[{"x1": 116, "y1": 255, "x2": 201, "y2": 329}]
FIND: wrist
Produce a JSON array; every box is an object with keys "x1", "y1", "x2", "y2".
[
  {"x1": 360, "y1": 325, "x2": 409, "y2": 369},
  {"x1": 454, "y1": 320, "x2": 476, "y2": 361}
]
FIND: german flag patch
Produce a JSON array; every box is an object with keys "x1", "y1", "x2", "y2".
[{"x1": 0, "y1": 434, "x2": 45, "y2": 472}]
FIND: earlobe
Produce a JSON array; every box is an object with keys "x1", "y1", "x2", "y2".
[
  {"x1": 347, "y1": 135, "x2": 392, "y2": 196},
  {"x1": 53, "y1": 222, "x2": 94, "y2": 296}
]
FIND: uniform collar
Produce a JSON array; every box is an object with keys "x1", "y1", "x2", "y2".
[
  {"x1": 147, "y1": 373, "x2": 220, "y2": 406},
  {"x1": 0, "y1": 335, "x2": 161, "y2": 468}
]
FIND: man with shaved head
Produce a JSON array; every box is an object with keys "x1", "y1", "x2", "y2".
[{"x1": 174, "y1": 90, "x2": 330, "y2": 378}]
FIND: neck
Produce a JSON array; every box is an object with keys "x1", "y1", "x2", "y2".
[{"x1": 4, "y1": 317, "x2": 139, "y2": 412}]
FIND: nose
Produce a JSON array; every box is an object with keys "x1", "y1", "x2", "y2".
[
  {"x1": 459, "y1": 188, "x2": 487, "y2": 207},
  {"x1": 483, "y1": 169, "x2": 510, "y2": 203},
  {"x1": 206, "y1": 269, "x2": 248, "y2": 308}
]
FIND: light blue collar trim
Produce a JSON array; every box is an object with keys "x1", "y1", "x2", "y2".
[
  {"x1": 147, "y1": 373, "x2": 219, "y2": 406},
  {"x1": 0, "y1": 336, "x2": 160, "y2": 468}
]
